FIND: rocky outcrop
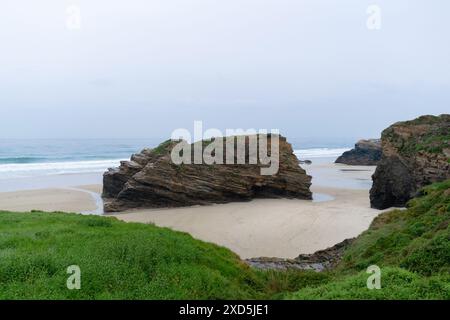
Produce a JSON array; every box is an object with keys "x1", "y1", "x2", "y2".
[
  {"x1": 370, "y1": 114, "x2": 450, "y2": 209},
  {"x1": 103, "y1": 135, "x2": 312, "y2": 212},
  {"x1": 245, "y1": 238, "x2": 354, "y2": 271},
  {"x1": 335, "y1": 139, "x2": 381, "y2": 165}
]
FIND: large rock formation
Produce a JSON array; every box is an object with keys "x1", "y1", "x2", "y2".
[
  {"x1": 335, "y1": 139, "x2": 381, "y2": 165},
  {"x1": 370, "y1": 114, "x2": 450, "y2": 209},
  {"x1": 103, "y1": 135, "x2": 312, "y2": 212}
]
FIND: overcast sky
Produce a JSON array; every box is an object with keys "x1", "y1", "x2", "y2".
[{"x1": 1, "y1": 0, "x2": 449, "y2": 141}]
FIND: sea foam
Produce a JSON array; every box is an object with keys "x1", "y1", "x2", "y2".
[
  {"x1": 0, "y1": 148, "x2": 350, "y2": 180},
  {"x1": 294, "y1": 148, "x2": 350, "y2": 159},
  {"x1": 0, "y1": 159, "x2": 125, "y2": 179}
]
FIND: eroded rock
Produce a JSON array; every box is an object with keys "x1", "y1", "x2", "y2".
[
  {"x1": 245, "y1": 238, "x2": 355, "y2": 271},
  {"x1": 335, "y1": 139, "x2": 381, "y2": 165},
  {"x1": 103, "y1": 135, "x2": 312, "y2": 212},
  {"x1": 370, "y1": 114, "x2": 450, "y2": 209}
]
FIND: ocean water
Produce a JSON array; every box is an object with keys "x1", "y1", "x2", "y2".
[
  {"x1": 0, "y1": 139, "x2": 157, "y2": 180},
  {"x1": 0, "y1": 139, "x2": 351, "y2": 181},
  {"x1": 293, "y1": 148, "x2": 350, "y2": 160}
]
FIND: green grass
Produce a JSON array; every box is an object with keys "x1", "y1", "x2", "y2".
[
  {"x1": 339, "y1": 180, "x2": 450, "y2": 276},
  {"x1": 151, "y1": 139, "x2": 175, "y2": 155},
  {"x1": 0, "y1": 180, "x2": 449, "y2": 299},
  {"x1": 0, "y1": 212, "x2": 266, "y2": 299},
  {"x1": 287, "y1": 267, "x2": 450, "y2": 300},
  {"x1": 384, "y1": 115, "x2": 450, "y2": 155},
  {"x1": 414, "y1": 134, "x2": 450, "y2": 154},
  {"x1": 288, "y1": 180, "x2": 450, "y2": 299}
]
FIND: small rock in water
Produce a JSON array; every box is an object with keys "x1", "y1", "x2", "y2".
[{"x1": 335, "y1": 139, "x2": 381, "y2": 166}]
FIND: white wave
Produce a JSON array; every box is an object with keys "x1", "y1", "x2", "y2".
[
  {"x1": 0, "y1": 159, "x2": 125, "y2": 180},
  {"x1": 0, "y1": 148, "x2": 350, "y2": 180},
  {"x1": 294, "y1": 148, "x2": 350, "y2": 159}
]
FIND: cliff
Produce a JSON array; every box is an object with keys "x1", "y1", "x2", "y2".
[
  {"x1": 103, "y1": 135, "x2": 312, "y2": 212},
  {"x1": 370, "y1": 114, "x2": 450, "y2": 209},
  {"x1": 335, "y1": 139, "x2": 381, "y2": 165}
]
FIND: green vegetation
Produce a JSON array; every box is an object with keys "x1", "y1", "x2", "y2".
[
  {"x1": 384, "y1": 115, "x2": 450, "y2": 155},
  {"x1": 288, "y1": 267, "x2": 450, "y2": 300},
  {"x1": 402, "y1": 114, "x2": 448, "y2": 126},
  {"x1": 390, "y1": 128, "x2": 450, "y2": 155},
  {"x1": 340, "y1": 180, "x2": 450, "y2": 275},
  {"x1": 0, "y1": 212, "x2": 264, "y2": 299},
  {"x1": 0, "y1": 180, "x2": 449, "y2": 299},
  {"x1": 289, "y1": 180, "x2": 450, "y2": 299},
  {"x1": 151, "y1": 139, "x2": 175, "y2": 155},
  {"x1": 414, "y1": 134, "x2": 450, "y2": 154}
]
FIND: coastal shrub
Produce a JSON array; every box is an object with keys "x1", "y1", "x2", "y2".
[
  {"x1": 151, "y1": 139, "x2": 174, "y2": 155},
  {"x1": 255, "y1": 269, "x2": 333, "y2": 299},
  {"x1": 287, "y1": 267, "x2": 450, "y2": 300},
  {"x1": 338, "y1": 180, "x2": 450, "y2": 275},
  {"x1": 401, "y1": 232, "x2": 450, "y2": 276}
]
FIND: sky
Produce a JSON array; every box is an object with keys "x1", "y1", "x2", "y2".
[{"x1": 0, "y1": 0, "x2": 449, "y2": 143}]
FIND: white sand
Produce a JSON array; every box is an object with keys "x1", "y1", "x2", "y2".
[
  {"x1": 0, "y1": 163, "x2": 384, "y2": 259},
  {"x1": 0, "y1": 188, "x2": 97, "y2": 213},
  {"x1": 112, "y1": 186, "x2": 380, "y2": 259}
]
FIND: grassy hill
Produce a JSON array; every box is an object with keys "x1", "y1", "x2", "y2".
[
  {"x1": 0, "y1": 180, "x2": 449, "y2": 299},
  {"x1": 289, "y1": 180, "x2": 450, "y2": 299},
  {"x1": 0, "y1": 211, "x2": 266, "y2": 299}
]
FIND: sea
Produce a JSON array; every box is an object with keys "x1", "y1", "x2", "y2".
[{"x1": 0, "y1": 139, "x2": 352, "y2": 192}]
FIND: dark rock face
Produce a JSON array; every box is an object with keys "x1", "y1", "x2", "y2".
[
  {"x1": 103, "y1": 135, "x2": 312, "y2": 212},
  {"x1": 370, "y1": 114, "x2": 450, "y2": 209},
  {"x1": 245, "y1": 238, "x2": 354, "y2": 271},
  {"x1": 335, "y1": 139, "x2": 381, "y2": 165}
]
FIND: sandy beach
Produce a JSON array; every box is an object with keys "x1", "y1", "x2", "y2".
[
  {"x1": 0, "y1": 162, "x2": 383, "y2": 258},
  {"x1": 112, "y1": 185, "x2": 379, "y2": 258},
  {"x1": 0, "y1": 185, "x2": 102, "y2": 214}
]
